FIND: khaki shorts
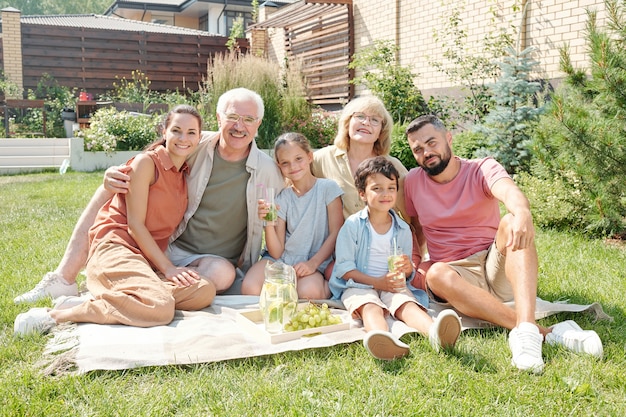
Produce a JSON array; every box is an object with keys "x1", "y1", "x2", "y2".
[
  {"x1": 432, "y1": 242, "x2": 514, "y2": 303},
  {"x1": 341, "y1": 286, "x2": 424, "y2": 320}
]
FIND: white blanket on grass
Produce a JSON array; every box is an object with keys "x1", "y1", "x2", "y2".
[{"x1": 41, "y1": 296, "x2": 611, "y2": 375}]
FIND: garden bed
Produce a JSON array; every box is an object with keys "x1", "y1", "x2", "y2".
[{"x1": 69, "y1": 137, "x2": 139, "y2": 172}]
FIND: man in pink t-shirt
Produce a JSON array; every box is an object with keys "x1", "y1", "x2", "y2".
[{"x1": 403, "y1": 114, "x2": 602, "y2": 373}]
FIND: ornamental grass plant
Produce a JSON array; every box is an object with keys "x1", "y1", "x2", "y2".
[{"x1": 1, "y1": 171, "x2": 625, "y2": 416}]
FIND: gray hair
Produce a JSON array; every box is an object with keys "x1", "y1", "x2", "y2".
[{"x1": 216, "y1": 87, "x2": 265, "y2": 119}]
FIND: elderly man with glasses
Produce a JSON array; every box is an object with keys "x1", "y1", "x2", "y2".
[{"x1": 14, "y1": 88, "x2": 283, "y2": 303}]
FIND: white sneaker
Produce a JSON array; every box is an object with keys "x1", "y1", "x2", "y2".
[
  {"x1": 363, "y1": 330, "x2": 410, "y2": 360},
  {"x1": 509, "y1": 322, "x2": 544, "y2": 374},
  {"x1": 14, "y1": 308, "x2": 56, "y2": 337},
  {"x1": 545, "y1": 320, "x2": 603, "y2": 358},
  {"x1": 53, "y1": 295, "x2": 91, "y2": 310},
  {"x1": 13, "y1": 272, "x2": 78, "y2": 304},
  {"x1": 429, "y1": 309, "x2": 462, "y2": 351}
]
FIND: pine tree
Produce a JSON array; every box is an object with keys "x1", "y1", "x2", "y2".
[
  {"x1": 532, "y1": 1, "x2": 626, "y2": 236},
  {"x1": 474, "y1": 46, "x2": 545, "y2": 174}
]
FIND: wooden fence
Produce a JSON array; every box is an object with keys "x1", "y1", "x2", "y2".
[
  {"x1": 285, "y1": 4, "x2": 352, "y2": 105},
  {"x1": 0, "y1": 23, "x2": 248, "y2": 96},
  {"x1": 250, "y1": 1, "x2": 353, "y2": 106}
]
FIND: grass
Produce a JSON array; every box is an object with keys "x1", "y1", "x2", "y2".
[{"x1": 1, "y1": 171, "x2": 625, "y2": 416}]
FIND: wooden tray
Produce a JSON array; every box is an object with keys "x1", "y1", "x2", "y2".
[{"x1": 235, "y1": 307, "x2": 350, "y2": 344}]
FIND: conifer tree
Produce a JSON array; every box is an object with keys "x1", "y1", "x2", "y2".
[
  {"x1": 474, "y1": 46, "x2": 545, "y2": 174},
  {"x1": 532, "y1": 1, "x2": 626, "y2": 236}
]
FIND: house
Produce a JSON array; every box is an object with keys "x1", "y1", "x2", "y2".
[
  {"x1": 0, "y1": 8, "x2": 242, "y2": 96},
  {"x1": 1, "y1": 1, "x2": 611, "y2": 107},
  {"x1": 103, "y1": 0, "x2": 298, "y2": 36},
  {"x1": 250, "y1": 0, "x2": 609, "y2": 101},
  {"x1": 248, "y1": 0, "x2": 353, "y2": 107}
]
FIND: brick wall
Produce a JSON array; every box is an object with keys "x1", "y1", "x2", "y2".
[
  {"x1": 1, "y1": 8, "x2": 23, "y2": 96},
  {"x1": 354, "y1": 0, "x2": 607, "y2": 96}
]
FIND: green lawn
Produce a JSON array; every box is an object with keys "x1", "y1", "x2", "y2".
[{"x1": 1, "y1": 171, "x2": 624, "y2": 416}]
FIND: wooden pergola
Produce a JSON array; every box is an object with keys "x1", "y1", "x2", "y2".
[{"x1": 249, "y1": 0, "x2": 353, "y2": 106}]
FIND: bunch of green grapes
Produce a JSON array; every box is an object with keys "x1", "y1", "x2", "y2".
[{"x1": 283, "y1": 302, "x2": 342, "y2": 332}]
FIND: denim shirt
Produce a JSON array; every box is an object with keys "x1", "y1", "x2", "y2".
[{"x1": 329, "y1": 208, "x2": 428, "y2": 307}]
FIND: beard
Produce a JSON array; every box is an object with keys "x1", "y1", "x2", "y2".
[{"x1": 419, "y1": 146, "x2": 452, "y2": 176}]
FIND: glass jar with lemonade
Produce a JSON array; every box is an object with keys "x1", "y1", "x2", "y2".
[{"x1": 259, "y1": 261, "x2": 298, "y2": 333}]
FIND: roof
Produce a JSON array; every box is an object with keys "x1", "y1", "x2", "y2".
[
  {"x1": 248, "y1": 0, "x2": 350, "y2": 29},
  {"x1": 105, "y1": 0, "x2": 297, "y2": 6},
  {"x1": 107, "y1": 0, "x2": 260, "y2": 7},
  {"x1": 104, "y1": 0, "x2": 298, "y2": 15},
  {"x1": 16, "y1": 14, "x2": 220, "y2": 36}
]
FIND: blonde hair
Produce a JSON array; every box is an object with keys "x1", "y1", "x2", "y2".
[{"x1": 333, "y1": 96, "x2": 393, "y2": 155}]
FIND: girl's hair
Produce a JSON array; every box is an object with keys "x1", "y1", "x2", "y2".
[
  {"x1": 354, "y1": 156, "x2": 399, "y2": 193},
  {"x1": 333, "y1": 96, "x2": 393, "y2": 155},
  {"x1": 273, "y1": 131, "x2": 313, "y2": 163},
  {"x1": 145, "y1": 104, "x2": 202, "y2": 151}
]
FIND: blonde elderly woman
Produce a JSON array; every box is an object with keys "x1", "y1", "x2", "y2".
[{"x1": 312, "y1": 96, "x2": 408, "y2": 220}]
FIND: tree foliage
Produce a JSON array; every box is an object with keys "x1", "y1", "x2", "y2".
[
  {"x1": 0, "y1": 0, "x2": 111, "y2": 14},
  {"x1": 348, "y1": 40, "x2": 428, "y2": 124},
  {"x1": 226, "y1": 17, "x2": 245, "y2": 52},
  {"x1": 429, "y1": 1, "x2": 516, "y2": 124},
  {"x1": 531, "y1": 1, "x2": 626, "y2": 236},
  {"x1": 474, "y1": 46, "x2": 545, "y2": 174}
]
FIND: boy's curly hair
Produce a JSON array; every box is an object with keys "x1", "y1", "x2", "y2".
[{"x1": 354, "y1": 156, "x2": 399, "y2": 193}]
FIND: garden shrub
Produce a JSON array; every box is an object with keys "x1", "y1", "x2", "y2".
[
  {"x1": 349, "y1": 40, "x2": 428, "y2": 124},
  {"x1": 101, "y1": 70, "x2": 164, "y2": 108},
  {"x1": 280, "y1": 57, "x2": 314, "y2": 136},
  {"x1": 429, "y1": 2, "x2": 515, "y2": 124},
  {"x1": 531, "y1": 4, "x2": 626, "y2": 236},
  {"x1": 1, "y1": 73, "x2": 74, "y2": 138},
  {"x1": 31, "y1": 73, "x2": 77, "y2": 138},
  {"x1": 452, "y1": 130, "x2": 489, "y2": 160},
  {"x1": 81, "y1": 107, "x2": 160, "y2": 154},
  {"x1": 76, "y1": 55, "x2": 317, "y2": 151},
  {"x1": 390, "y1": 123, "x2": 417, "y2": 170},
  {"x1": 202, "y1": 52, "x2": 284, "y2": 149},
  {"x1": 0, "y1": 70, "x2": 22, "y2": 99},
  {"x1": 516, "y1": 170, "x2": 588, "y2": 231},
  {"x1": 183, "y1": 88, "x2": 216, "y2": 130},
  {"x1": 281, "y1": 109, "x2": 338, "y2": 149},
  {"x1": 226, "y1": 17, "x2": 244, "y2": 52}
]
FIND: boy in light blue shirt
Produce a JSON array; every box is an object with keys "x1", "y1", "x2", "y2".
[{"x1": 330, "y1": 156, "x2": 461, "y2": 360}]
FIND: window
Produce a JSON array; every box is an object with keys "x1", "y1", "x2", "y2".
[
  {"x1": 224, "y1": 10, "x2": 252, "y2": 34},
  {"x1": 199, "y1": 13, "x2": 208, "y2": 31},
  {"x1": 151, "y1": 13, "x2": 173, "y2": 26}
]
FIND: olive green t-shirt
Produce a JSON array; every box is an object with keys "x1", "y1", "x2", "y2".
[{"x1": 174, "y1": 151, "x2": 249, "y2": 265}]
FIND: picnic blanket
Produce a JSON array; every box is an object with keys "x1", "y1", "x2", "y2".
[{"x1": 41, "y1": 295, "x2": 611, "y2": 375}]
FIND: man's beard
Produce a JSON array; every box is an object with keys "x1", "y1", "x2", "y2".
[{"x1": 419, "y1": 149, "x2": 451, "y2": 176}]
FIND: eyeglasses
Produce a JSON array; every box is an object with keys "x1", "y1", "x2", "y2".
[
  {"x1": 352, "y1": 112, "x2": 382, "y2": 127},
  {"x1": 221, "y1": 112, "x2": 259, "y2": 125}
]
